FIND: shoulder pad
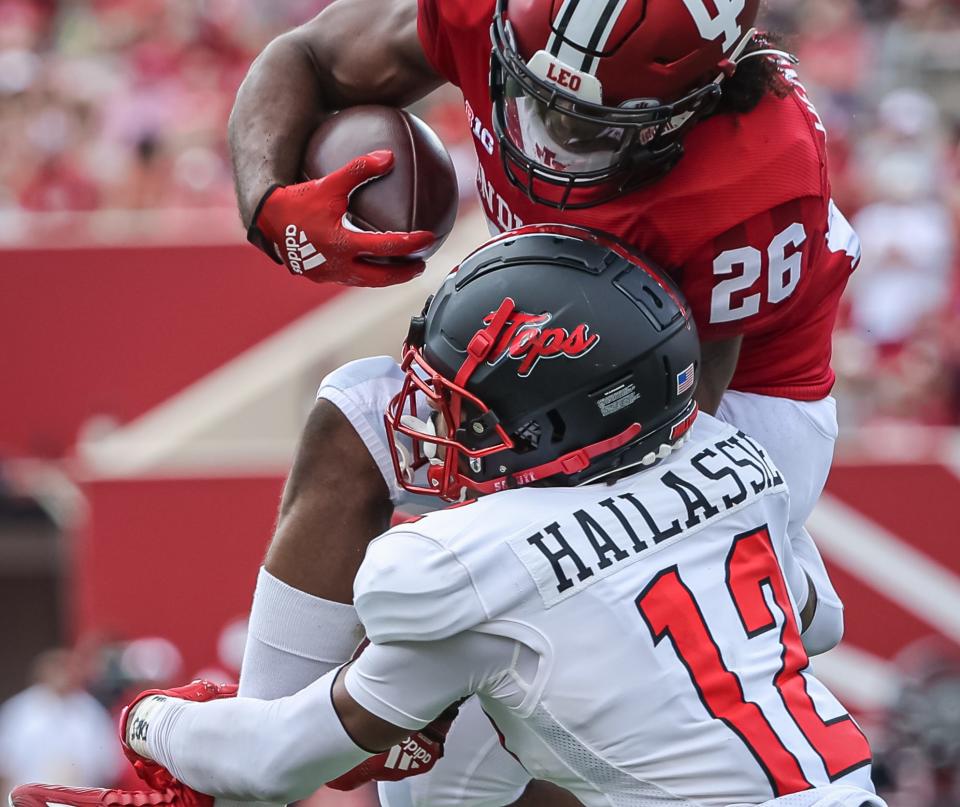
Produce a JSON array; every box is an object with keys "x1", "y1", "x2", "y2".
[{"x1": 354, "y1": 530, "x2": 487, "y2": 644}]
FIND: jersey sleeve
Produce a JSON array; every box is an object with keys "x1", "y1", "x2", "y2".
[
  {"x1": 344, "y1": 632, "x2": 518, "y2": 730},
  {"x1": 417, "y1": 0, "x2": 461, "y2": 86},
  {"x1": 678, "y1": 195, "x2": 830, "y2": 341},
  {"x1": 354, "y1": 530, "x2": 488, "y2": 644},
  {"x1": 316, "y1": 356, "x2": 405, "y2": 502},
  {"x1": 316, "y1": 356, "x2": 442, "y2": 508},
  {"x1": 751, "y1": 462, "x2": 807, "y2": 607}
]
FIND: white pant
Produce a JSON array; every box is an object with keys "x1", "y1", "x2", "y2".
[
  {"x1": 756, "y1": 785, "x2": 886, "y2": 806},
  {"x1": 715, "y1": 392, "x2": 844, "y2": 656},
  {"x1": 715, "y1": 391, "x2": 838, "y2": 540}
]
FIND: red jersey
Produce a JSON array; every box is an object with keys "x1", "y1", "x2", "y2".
[{"x1": 417, "y1": 0, "x2": 861, "y2": 400}]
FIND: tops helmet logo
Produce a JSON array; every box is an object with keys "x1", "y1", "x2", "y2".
[{"x1": 484, "y1": 310, "x2": 599, "y2": 377}]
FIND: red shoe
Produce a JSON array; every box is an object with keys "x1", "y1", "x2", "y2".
[
  {"x1": 9, "y1": 783, "x2": 211, "y2": 807},
  {"x1": 120, "y1": 680, "x2": 237, "y2": 791}
]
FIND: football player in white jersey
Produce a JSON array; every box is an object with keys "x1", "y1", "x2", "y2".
[{"x1": 12, "y1": 227, "x2": 882, "y2": 807}]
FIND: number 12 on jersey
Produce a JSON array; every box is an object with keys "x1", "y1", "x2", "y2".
[{"x1": 636, "y1": 526, "x2": 871, "y2": 797}]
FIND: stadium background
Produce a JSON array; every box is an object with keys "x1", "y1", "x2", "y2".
[{"x1": 1, "y1": 0, "x2": 959, "y2": 804}]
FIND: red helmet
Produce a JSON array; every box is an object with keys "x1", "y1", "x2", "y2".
[{"x1": 490, "y1": 0, "x2": 763, "y2": 208}]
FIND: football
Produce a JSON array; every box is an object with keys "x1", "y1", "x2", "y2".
[{"x1": 302, "y1": 105, "x2": 459, "y2": 259}]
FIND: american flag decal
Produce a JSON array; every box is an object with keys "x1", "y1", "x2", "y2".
[{"x1": 676, "y1": 363, "x2": 695, "y2": 394}]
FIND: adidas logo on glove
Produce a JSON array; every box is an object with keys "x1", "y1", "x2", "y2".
[
  {"x1": 283, "y1": 224, "x2": 327, "y2": 274},
  {"x1": 383, "y1": 736, "x2": 434, "y2": 771}
]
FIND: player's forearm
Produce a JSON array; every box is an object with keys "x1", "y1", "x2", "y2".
[
  {"x1": 265, "y1": 400, "x2": 392, "y2": 602},
  {"x1": 228, "y1": 33, "x2": 328, "y2": 228},
  {"x1": 139, "y1": 670, "x2": 369, "y2": 802},
  {"x1": 799, "y1": 572, "x2": 818, "y2": 633},
  {"x1": 229, "y1": 0, "x2": 441, "y2": 231}
]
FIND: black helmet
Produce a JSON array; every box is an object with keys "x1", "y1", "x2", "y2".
[{"x1": 385, "y1": 224, "x2": 700, "y2": 502}]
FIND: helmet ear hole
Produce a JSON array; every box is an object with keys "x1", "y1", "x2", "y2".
[
  {"x1": 513, "y1": 419, "x2": 542, "y2": 452},
  {"x1": 546, "y1": 409, "x2": 566, "y2": 443}
]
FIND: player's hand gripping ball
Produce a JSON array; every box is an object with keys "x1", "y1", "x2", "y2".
[{"x1": 249, "y1": 106, "x2": 459, "y2": 288}]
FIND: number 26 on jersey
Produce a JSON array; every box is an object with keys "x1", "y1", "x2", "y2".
[{"x1": 710, "y1": 222, "x2": 806, "y2": 324}]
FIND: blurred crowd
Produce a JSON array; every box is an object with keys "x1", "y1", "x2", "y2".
[
  {"x1": 0, "y1": 0, "x2": 339, "y2": 241},
  {"x1": 764, "y1": 0, "x2": 960, "y2": 430},
  {"x1": 870, "y1": 640, "x2": 960, "y2": 807},
  {"x1": 0, "y1": 647, "x2": 119, "y2": 801},
  {"x1": 1, "y1": 0, "x2": 960, "y2": 424},
  {"x1": 0, "y1": 642, "x2": 156, "y2": 803}
]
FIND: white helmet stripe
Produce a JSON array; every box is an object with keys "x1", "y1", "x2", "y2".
[
  {"x1": 547, "y1": 0, "x2": 630, "y2": 75},
  {"x1": 545, "y1": 0, "x2": 577, "y2": 57}
]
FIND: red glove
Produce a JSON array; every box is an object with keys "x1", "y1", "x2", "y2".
[
  {"x1": 326, "y1": 704, "x2": 459, "y2": 791},
  {"x1": 120, "y1": 680, "x2": 238, "y2": 792},
  {"x1": 9, "y1": 781, "x2": 212, "y2": 807},
  {"x1": 248, "y1": 150, "x2": 436, "y2": 288}
]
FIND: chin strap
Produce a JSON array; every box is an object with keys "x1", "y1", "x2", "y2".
[
  {"x1": 449, "y1": 295, "x2": 516, "y2": 438},
  {"x1": 468, "y1": 422, "x2": 645, "y2": 496},
  {"x1": 736, "y1": 48, "x2": 799, "y2": 66},
  {"x1": 578, "y1": 432, "x2": 692, "y2": 487},
  {"x1": 716, "y1": 27, "x2": 799, "y2": 79},
  {"x1": 453, "y1": 297, "x2": 516, "y2": 388},
  {"x1": 468, "y1": 401, "x2": 700, "y2": 496}
]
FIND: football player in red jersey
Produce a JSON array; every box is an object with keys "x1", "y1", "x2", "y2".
[{"x1": 221, "y1": 1, "x2": 860, "y2": 806}]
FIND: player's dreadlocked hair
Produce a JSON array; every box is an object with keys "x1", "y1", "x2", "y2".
[{"x1": 716, "y1": 32, "x2": 792, "y2": 116}]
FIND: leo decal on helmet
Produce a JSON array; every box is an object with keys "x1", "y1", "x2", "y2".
[
  {"x1": 488, "y1": 0, "x2": 793, "y2": 209},
  {"x1": 384, "y1": 225, "x2": 701, "y2": 502}
]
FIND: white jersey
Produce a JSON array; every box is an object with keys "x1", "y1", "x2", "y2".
[
  {"x1": 345, "y1": 415, "x2": 875, "y2": 806},
  {"x1": 317, "y1": 361, "x2": 840, "y2": 622}
]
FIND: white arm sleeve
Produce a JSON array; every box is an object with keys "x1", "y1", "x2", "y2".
[
  {"x1": 761, "y1": 488, "x2": 811, "y2": 617},
  {"x1": 146, "y1": 669, "x2": 370, "y2": 803},
  {"x1": 779, "y1": 529, "x2": 812, "y2": 618},
  {"x1": 146, "y1": 638, "x2": 520, "y2": 803}
]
